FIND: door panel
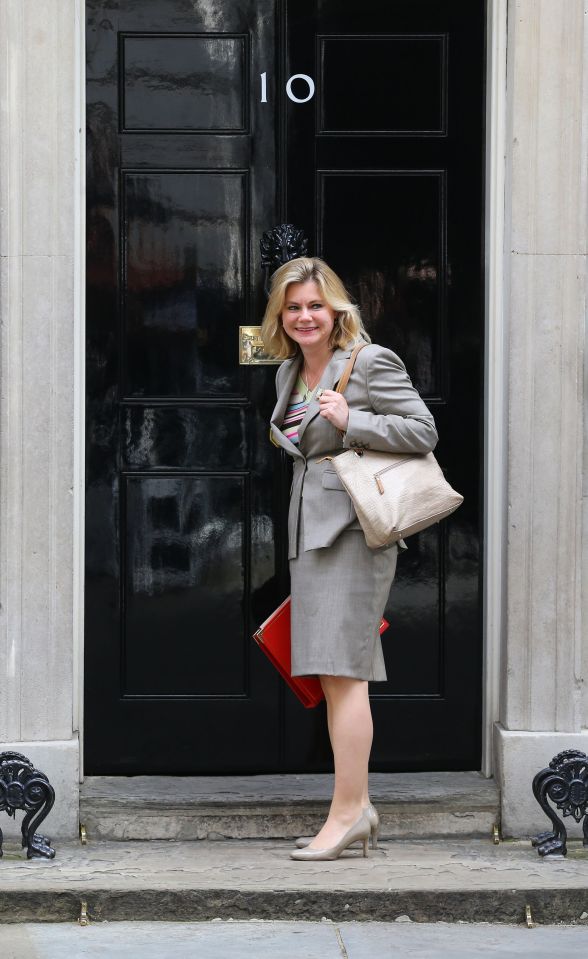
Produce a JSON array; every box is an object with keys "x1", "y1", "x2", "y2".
[
  {"x1": 121, "y1": 34, "x2": 248, "y2": 132},
  {"x1": 318, "y1": 35, "x2": 446, "y2": 135},
  {"x1": 85, "y1": 0, "x2": 485, "y2": 773},
  {"x1": 122, "y1": 170, "x2": 248, "y2": 397},
  {"x1": 122, "y1": 474, "x2": 248, "y2": 697},
  {"x1": 319, "y1": 171, "x2": 443, "y2": 395},
  {"x1": 281, "y1": 0, "x2": 485, "y2": 770},
  {"x1": 86, "y1": 0, "x2": 282, "y2": 773}
]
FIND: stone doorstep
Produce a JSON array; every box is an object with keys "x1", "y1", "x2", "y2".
[
  {"x1": 79, "y1": 772, "x2": 500, "y2": 841},
  {"x1": 0, "y1": 838, "x2": 587, "y2": 925}
]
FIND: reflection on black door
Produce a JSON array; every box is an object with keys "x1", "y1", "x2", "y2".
[{"x1": 85, "y1": 0, "x2": 485, "y2": 773}]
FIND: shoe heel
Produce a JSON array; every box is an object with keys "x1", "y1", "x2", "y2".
[
  {"x1": 362, "y1": 836, "x2": 369, "y2": 858},
  {"x1": 370, "y1": 823, "x2": 379, "y2": 850}
]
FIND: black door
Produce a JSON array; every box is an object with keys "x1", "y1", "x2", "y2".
[{"x1": 85, "y1": 0, "x2": 485, "y2": 773}]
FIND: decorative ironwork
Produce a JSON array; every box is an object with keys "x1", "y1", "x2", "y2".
[
  {"x1": 0, "y1": 751, "x2": 56, "y2": 859},
  {"x1": 531, "y1": 749, "x2": 588, "y2": 857},
  {"x1": 260, "y1": 223, "x2": 309, "y2": 296}
]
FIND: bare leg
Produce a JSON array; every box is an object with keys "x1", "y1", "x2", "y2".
[
  {"x1": 324, "y1": 689, "x2": 370, "y2": 808},
  {"x1": 309, "y1": 675, "x2": 373, "y2": 849}
]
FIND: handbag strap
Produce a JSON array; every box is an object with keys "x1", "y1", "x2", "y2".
[
  {"x1": 335, "y1": 341, "x2": 368, "y2": 396},
  {"x1": 334, "y1": 341, "x2": 368, "y2": 439}
]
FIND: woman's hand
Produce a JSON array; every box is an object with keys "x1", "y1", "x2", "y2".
[{"x1": 318, "y1": 389, "x2": 349, "y2": 432}]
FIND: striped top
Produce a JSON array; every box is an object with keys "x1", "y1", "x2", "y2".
[{"x1": 282, "y1": 374, "x2": 315, "y2": 446}]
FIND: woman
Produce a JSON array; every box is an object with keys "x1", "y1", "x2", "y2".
[{"x1": 261, "y1": 257, "x2": 438, "y2": 861}]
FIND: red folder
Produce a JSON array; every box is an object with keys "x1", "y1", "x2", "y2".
[{"x1": 253, "y1": 596, "x2": 389, "y2": 708}]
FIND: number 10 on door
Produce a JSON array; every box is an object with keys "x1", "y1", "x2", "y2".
[{"x1": 260, "y1": 72, "x2": 315, "y2": 103}]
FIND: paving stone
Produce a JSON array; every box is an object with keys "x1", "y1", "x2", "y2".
[
  {"x1": 0, "y1": 921, "x2": 343, "y2": 959},
  {"x1": 338, "y1": 920, "x2": 588, "y2": 958},
  {"x1": 1, "y1": 921, "x2": 588, "y2": 959}
]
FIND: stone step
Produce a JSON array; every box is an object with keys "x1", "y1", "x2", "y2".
[
  {"x1": 79, "y1": 772, "x2": 500, "y2": 842},
  {"x1": 1, "y1": 836, "x2": 587, "y2": 924}
]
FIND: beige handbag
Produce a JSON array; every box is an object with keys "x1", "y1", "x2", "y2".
[{"x1": 331, "y1": 343, "x2": 464, "y2": 549}]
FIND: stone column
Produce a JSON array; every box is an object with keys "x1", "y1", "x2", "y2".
[
  {"x1": 494, "y1": 0, "x2": 588, "y2": 836},
  {"x1": 0, "y1": 0, "x2": 79, "y2": 837}
]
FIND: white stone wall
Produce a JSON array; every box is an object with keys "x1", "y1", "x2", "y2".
[
  {"x1": 494, "y1": 0, "x2": 588, "y2": 836},
  {"x1": 584, "y1": 265, "x2": 588, "y2": 731},
  {"x1": 0, "y1": 0, "x2": 79, "y2": 836}
]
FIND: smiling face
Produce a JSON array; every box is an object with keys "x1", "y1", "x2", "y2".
[{"x1": 280, "y1": 279, "x2": 337, "y2": 356}]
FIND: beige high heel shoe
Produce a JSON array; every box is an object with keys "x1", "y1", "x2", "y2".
[
  {"x1": 289, "y1": 810, "x2": 371, "y2": 861},
  {"x1": 295, "y1": 802, "x2": 380, "y2": 850}
]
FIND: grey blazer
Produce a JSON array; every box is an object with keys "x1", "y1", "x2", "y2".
[{"x1": 270, "y1": 343, "x2": 439, "y2": 560}]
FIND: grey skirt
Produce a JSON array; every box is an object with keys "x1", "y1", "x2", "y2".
[{"x1": 289, "y1": 512, "x2": 398, "y2": 681}]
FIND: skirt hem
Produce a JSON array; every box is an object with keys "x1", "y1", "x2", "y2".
[{"x1": 291, "y1": 666, "x2": 387, "y2": 682}]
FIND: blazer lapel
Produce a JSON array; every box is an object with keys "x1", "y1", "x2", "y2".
[
  {"x1": 269, "y1": 355, "x2": 304, "y2": 457},
  {"x1": 297, "y1": 348, "x2": 352, "y2": 445}
]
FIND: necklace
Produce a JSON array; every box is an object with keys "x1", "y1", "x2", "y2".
[
  {"x1": 301, "y1": 366, "x2": 319, "y2": 401},
  {"x1": 301, "y1": 356, "x2": 330, "y2": 400}
]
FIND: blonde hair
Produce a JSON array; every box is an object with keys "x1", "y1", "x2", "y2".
[{"x1": 261, "y1": 257, "x2": 370, "y2": 360}]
